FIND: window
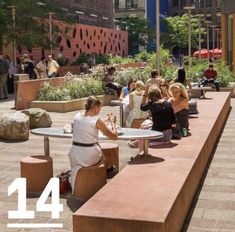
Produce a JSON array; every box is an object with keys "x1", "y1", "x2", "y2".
[
  {"x1": 206, "y1": 0, "x2": 212, "y2": 8},
  {"x1": 180, "y1": 0, "x2": 187, "y2": 9},
  {"x1": 216, "y1": 0, "x2": 222, "y2": 7},
  {"x1": 126, "y1": 0, "x2": 138, "y2": 9},
  {"x1": 114, "y1": 0, "x2": 119, "y2": 11},
  {"x1": 190, "y1": 0, "x2": 195, "y2": 6},
  {"x1": 173, "y1": 0, "x2": 179, "y2": 8},
  {"x1": 198, "y1": 0, "x2": 203, "y2": 8}
]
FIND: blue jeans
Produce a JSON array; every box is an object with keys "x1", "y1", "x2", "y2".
[{"x1": 201, "y1": 79, "x2": 220, "y2": 91}]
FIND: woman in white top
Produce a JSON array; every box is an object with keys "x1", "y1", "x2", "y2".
[
  {"x1": 36, "y1": 57, "x2": 47, "y2": 79},
  {"x1": 125, "y1": 81, "x2": 149, "y2": 128},
  {"x1": 68, "y1": 96, "x2": 118, "y2": 193}
]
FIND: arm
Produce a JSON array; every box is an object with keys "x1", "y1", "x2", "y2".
[
  {"x1": 140, "y1": 103, "x2": 150, "y2": 111},
  {"x1": 128, "y1": 93, "x2": 134, "y2": 111},
  {"x1": 54, "y1": 61, "x2": 59, "y2": 73},
  {"x1": 96, "y1": 119, "x2": 118, "y2": 140},
  {"x1": 119, "y1": 87, "x2": 125, "y2": 100},
  {"x1": 186, "y1": 79, "x2": 192, "y2": 92},
  {"x1": 172, "y1": 98, "x2": 189, "y2": 113}
]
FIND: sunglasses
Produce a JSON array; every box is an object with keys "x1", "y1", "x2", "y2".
[{"x1": 160, "y1": 84, "x2": 166, "y2": 87}]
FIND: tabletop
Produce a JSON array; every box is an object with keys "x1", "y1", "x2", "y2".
[
  {"x1": 31, "y1": 127, "x2": 163, "y2": 141},
  {"x1": 110, "y1": 100, "x2": 126, "y2": 106}
]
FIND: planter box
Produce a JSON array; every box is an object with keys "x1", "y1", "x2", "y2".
[{"x1": 30, "y1": 95, "x2": 118, "y2": 113}]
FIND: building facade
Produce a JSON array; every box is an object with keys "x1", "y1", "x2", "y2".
[
  {"x1": 169, "y1": 0, "x2": 222, "y2": 50},
  {"x1": 221, "y1": 0, "x2": 235, "y2": 73},
  {"x1": 169, "y1": 0, "x2": 222, "y2": 24},
  {"x1": 57, "y1": 0, "x2": 114, "y2": 28},
  {"x1": 114, "y1": 0, "x2": 146, "y2": 18}
]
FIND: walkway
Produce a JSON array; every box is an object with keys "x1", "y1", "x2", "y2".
[
  {"x1": 0, "y1": 97, "x2": 234, "y2": 231},
  {"x1": 183, "y1": 98, "x2": 235, "y2": 231}
]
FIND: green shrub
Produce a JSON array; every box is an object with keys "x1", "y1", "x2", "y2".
[{"x1": 37, "y1": 77, "x2": 104, "y2": 101}]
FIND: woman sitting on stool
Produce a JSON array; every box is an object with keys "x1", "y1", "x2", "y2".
[{"x1": 68, "y1": 96, "x2": 117, "y2": 194}]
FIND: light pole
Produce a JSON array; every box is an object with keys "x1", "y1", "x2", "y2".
[
  {"x1": 195, "y1": 14, "x2": 204, "y2": 62},
  {"x1": 156, "y1": 0, "x2": 160, "y2": 72},
  {"x1": 215, "y1": 28, "x2": 220, "y2": 49},
  {"x1": 184, "y1": 6, "x2": 195, "y2": 67},
  {"x1": 7, "y1": 5, "x2": 17, "y2": 67},
  {"x1": 210, "y1": 24, "x2": 216, "y2": 59},
  {"x1": 204, "y1": 20, "x2": 211, "y2": 61},
  {"x1": 48, "y1": 12, "x2": 55, "y2": 56}
]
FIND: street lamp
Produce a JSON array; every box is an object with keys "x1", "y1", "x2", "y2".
[
  {"x1": 195, "y1": 14, "x2": 204, "y2": 62},
  {"x1": 48, "y1": 12, "x2": 55, "y2": 56},
  {"x1": 184, "y1": 5, "x2": 195, "y2": 67},
  {"x1": 204, "y1": 20, "x2": 211, "y2": 61},
  {"x1": 215, "y1": 28, "x2": 221, "y2": 49},
  {"x1": 210, "y1": 24, "x2": 217, "y2": 58},
  {"x1": 156, "y1": 0, "x2": 160, "y2": 72},
  {"x1": 7, "y1": 5, "x2": 17, "y2": 67}
]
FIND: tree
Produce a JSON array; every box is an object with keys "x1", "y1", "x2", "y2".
[
  {"x1": 116, "y1": 16, "x2": 155, "y2": 55},
  {"x1": 161, "y1": 14, "x2": 206, "y2": 53},
  {"x1": 0, "y1": 0, "x2": 75, "y2": 52}
]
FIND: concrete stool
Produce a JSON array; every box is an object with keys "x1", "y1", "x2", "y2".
[
  {"x1": 100, "y1": 142, "x2": 119, "y2": 171},
  {"x1": 73, "y1": 162, "x2": 107, "y2": 201},
  {"x1": 20, "y1": 155, "x2": 53, "y2": 193}
]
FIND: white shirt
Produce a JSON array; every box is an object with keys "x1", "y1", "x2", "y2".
[
  {"x1": 36, "y1": 61, "x2": 47, "y2": 78},
  {"x1": 48, "y1": 59, "x2": 59, "y2": 76},
  {"x1": 72, "y1": 113, "x2": 99, "y2": 144}
]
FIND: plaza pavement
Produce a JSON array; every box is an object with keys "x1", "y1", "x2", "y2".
[{"x1": 0, "y1": 97, "x2": 234, "y2": 232}]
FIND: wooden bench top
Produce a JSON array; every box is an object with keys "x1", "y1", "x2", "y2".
[{"x1": 73, "y1": 92, "x2": 231, "y2": 232}]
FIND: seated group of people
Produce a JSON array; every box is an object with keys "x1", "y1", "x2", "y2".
[
  {"x1": 68, "y1": 64, "x2": 220, "y2": 193},
  {"x1": 117, "y1": 69, "x2": 190, "y2": 152}
]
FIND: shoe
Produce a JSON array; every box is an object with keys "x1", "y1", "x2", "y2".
[{"x1": 106, "y1": 166, "x2": 117, "y2": 178}]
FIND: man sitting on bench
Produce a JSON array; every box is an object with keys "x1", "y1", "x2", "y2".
[{"x1": 201, "y1": 64, "x2": 220, "y2": 91}]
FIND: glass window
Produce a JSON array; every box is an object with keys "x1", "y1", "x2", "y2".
[
  {"x1": 114, "y1": 0, "x2": 119, "y2": 11},
  {"x1": 173, "y1": 0, "x2": 179, "y2": 8},
  {"x1": 126, "y1": 0, "x2": 138, "y2": 9},
  {"x1": 181, "y1": 0, "x2": 187, "y2": 9},
  {"x1": 198, "y1": 0, "x2": 203, "y2": 8},
  {"x1": 206, "y1": 0, "x2": 212, "y2": 8},
  {"x1": 216, "y1": 0, "x2": 222, "y2": 7}
]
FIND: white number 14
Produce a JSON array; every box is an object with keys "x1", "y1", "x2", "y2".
[{"x1": 8, "y1": 178, "x2": 63, "y2": 219}]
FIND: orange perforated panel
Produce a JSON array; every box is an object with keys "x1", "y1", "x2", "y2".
[{"x1": 18, "y1": 20, "x2": 128, "y2": 62}]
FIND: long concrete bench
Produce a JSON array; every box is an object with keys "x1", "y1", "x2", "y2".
[{"x1": 73, "y1": 92, "x2": 231, "y2": 232}]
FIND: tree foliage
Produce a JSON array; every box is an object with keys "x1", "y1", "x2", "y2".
[
  {"x1": 0, "y1": 0, "x2": 74, "y2": 50},
  {"x1": 116, "y1": 16, "x2": 155, "y2": 55},
  {"x1": 161, "y1": 14, "x2": 206, "y2": 52}
]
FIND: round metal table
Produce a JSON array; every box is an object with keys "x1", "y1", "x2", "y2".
[{"x1": 31, "y1": 127, "x2": 163, "y2": 156}]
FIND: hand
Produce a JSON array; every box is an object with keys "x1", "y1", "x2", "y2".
[{"x1": 108, "y1": 113, "x2": 116, "y2": 124}]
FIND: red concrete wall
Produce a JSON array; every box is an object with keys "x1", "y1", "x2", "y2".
[
  {"x1": 17, "y1": 20, "x2": 128, "y2": 62},
  {"x1": 16, "y1": 78, "x2": 65, "y2": 110}
]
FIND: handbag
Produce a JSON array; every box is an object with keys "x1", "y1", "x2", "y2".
[
  {"x1": 189, "y1": 100, "x2": 199, "y2": 115},
  {"x1": 57, "y1": 171, "x2": 71, "y2": 194}
]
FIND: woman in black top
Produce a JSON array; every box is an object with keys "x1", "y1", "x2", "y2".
[{"x1": 139, "y1": 86, "x2": 176, "y2": 149}]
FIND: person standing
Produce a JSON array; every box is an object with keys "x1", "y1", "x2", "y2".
[
  {"x1": 36, "y1": 57, "x2": 48, "y2": 79},
  {"x1": 47, "y1": 55, "x2": 59, "y2": 78},
  {"x1": 22, "y1": 54, "x2": 39, "y2": 79},
  {"x1": 87, "y1": 53, "x2": 96, "y2": 69},
  {"x1": 0, "y1": 52, "x2": 10, "y2": 99},
  {"x1": 5, "y1": 55, "x2": 16, "y2": 93},
  {"x1": 145, "y1": 69, "x2": 162, "y2": 89}
]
